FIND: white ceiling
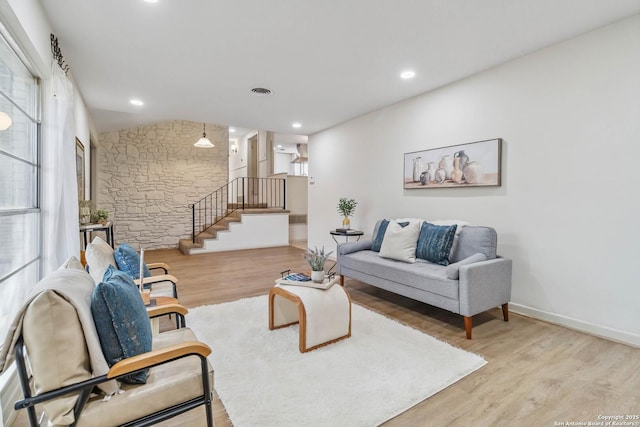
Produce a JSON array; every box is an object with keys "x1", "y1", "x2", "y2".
[{"x1": 40, "y1": 0, "x2": 640, "y2": 135}]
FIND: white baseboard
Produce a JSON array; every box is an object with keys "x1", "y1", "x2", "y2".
[{"x1": 510, "y1": 303, "x2": 640, "y2": 348}]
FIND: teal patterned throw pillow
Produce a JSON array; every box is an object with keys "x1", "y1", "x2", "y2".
[
  {"x1": 114, "y1": 243, "x2": 151, "y2": 280},
  {"x1": 415, "y1": 222, "x2": 457, "y2": 266},
  {"x1": 91, "y1": 265, "x2": 152, "y2": 384},
  {"x1": 371, "y1": 220, "x2": 390, "y2": 252}
]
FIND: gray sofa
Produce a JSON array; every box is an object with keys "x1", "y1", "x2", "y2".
[{"x1": 337, "y1": 220, "x2": 512, "y2": 339}]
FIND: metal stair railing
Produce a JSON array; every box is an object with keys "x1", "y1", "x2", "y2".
[{"x1": 190, "y1": 177, "x2": 286, "y2": 243}]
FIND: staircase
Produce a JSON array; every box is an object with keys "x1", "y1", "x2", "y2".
[{"x1": 179, "y1": 177, "x2": 289, "y2": 254}]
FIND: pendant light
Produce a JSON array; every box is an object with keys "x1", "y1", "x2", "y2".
[
  {"x1": 194, "y1": 123, "x2": 214, "y2": 148},
  {"x1": 0, "y1": 112, "x2": 12, "y2": 131}
]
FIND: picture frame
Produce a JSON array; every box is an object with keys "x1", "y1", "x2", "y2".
[
  {"x1": 404, "y1": 138, "x2": 502, "y2": 189},
  {"x1": 76, "y1": 138, "x2": 85, "y2": 200}
]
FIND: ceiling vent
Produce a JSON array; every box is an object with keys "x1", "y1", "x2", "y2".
[{"x1": 251, "y1": 87, "x2": 273, "y2": 96}]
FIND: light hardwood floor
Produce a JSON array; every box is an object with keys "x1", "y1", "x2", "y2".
[{"x1": 12, "y1": 246, "x2": 640, "y2": 427}]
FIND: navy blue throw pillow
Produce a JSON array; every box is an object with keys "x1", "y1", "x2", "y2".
[
  {"x1": 91, "y1": 265, "x2": 152, "y2": 384},
  {"x1": 415, "y1": 222, "x2": 457, "y2": 266},
  {"x1": 371, "y1": 220, "x2": 390, "y2": 252},
  {"x1": 114, "y1": 243, "x2": 151, "y2": 280}
]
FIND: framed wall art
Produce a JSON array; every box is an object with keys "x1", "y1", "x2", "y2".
[{"x1": 404, "y1": 138, "x2": 502, "y2": 189}]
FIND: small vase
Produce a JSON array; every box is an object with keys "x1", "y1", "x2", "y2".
[
  {"x1": 342, "y1": 216, "x2": 350, "y2": 229},
  {"x1": 451, "y1": 157, "x2": 464, "y2": 183},
  {"x1": 419, "y1": 171, "x2": 428, "y2": 185},
  {"x1": 454, "y1": 150, "x2": 469, "y2": 172},
  {"x1": 463, "y1": 161, "x2": 483, "y2": 184},
  {"x1": 434, "y1": 168, "x2": 446, "y2": 183},
  {"x1": 412, "y1": 157, "x2": 423, "y2": 182},
  {"x1": 438, "y1": 155, "x2": 453, "y2": 180},
  {"x1": 426, "y1": 162, "x2": 436, "y2": 183},
  {"x1": 311, "y1": 270, "x2": 325, "y2": 283}
]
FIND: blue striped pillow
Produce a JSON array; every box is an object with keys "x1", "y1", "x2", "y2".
[
  {"x1": 371, "y1": 220, "x2": 389, "y2": 252},
  {"x1": 415, "y1": 222, "x2": 457, "y2": 266}
]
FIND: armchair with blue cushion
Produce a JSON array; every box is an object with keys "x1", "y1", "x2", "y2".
[
  {"x1": 0, "y1": 257, "x2": 213, "y2": 427},
  {"x1": 85, "y1": 237, "x2": 179, "y2": 299}
]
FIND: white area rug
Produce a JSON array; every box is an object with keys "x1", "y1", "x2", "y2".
[{"x1": 186, "y1": 296, "x2": 486, "y2": 427}]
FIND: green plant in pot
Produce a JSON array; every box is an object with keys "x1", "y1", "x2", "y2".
[
  {"x1": 337, "y1": 197, "x2": 357, "y2": 229},
  {"x1": 304, "y1": 246, "x2": 333, "y2": 283},
  {"x1": 92, "y1": 209, "x2": 109, "y2": 225}
]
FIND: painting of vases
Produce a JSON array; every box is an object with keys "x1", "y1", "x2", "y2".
[{"x1": 403, "y1": 138, "x2": 502, "y2": 189}]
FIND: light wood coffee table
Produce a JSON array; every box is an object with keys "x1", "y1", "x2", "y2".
[{"x1": 269, "y1": 279, "x2": 352, "y2": 352}]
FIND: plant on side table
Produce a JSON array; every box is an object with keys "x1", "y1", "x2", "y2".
[
  {"x1": 92, "y1": 209, "x2": 109, "y2": 225},
  {"x1": 304, "y1": 246, "x2": 333, "y2": 283},
  {"x1": 337, "y1": 197, "x2": 358, "y2": 229}
]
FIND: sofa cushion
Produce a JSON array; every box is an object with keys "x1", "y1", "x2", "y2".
[
  {"x1": 85, "y1": 236, "x2": 117, "y2": 284},
  {"x1": 416, "y1": 222, "x2": 457, "y2": 266},
  {"x1": 114, "y1": 243, "x2": 151, "y2": 280},
  {"x1": 445, "y1": 252, "x2": 487, "y2": 279},
  {"x1": 340, "y1": 250, "x2": 459, "y2": 299},
  {"x1": 370, "y1": 219, "x2": 389, "y2": 252},
  {"x1": 450, "y1": 226, "x2": 497, "y2": 263},
  {"x1": 91, "y1": 265, "x2": 152, "y2": 384},
  {"x1": 379, "y1": 220, "x2": 421, "y2": 263}
]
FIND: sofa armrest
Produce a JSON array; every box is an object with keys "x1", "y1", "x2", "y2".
[
  {"x1": 337, "y1": 239, "x2": 373, "y2": 256},
  {"x1": 458, "y1": 257, "x2": 512, "y2": 317}
]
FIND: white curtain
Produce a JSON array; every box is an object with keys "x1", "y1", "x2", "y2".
[{"x1": 41, "y1": 62, "x2": 79, "y2": 274}]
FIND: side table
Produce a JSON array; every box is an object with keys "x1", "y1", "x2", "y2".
[
  {"x1": 330, "y1": 229, "x2": 364, "y2": 244},
  {"x1": 80, "y1": 221, "x2": 114, "y2": 249},
  {"x1": 328, "y1": 229, "x2": 364, "y2": 273}
]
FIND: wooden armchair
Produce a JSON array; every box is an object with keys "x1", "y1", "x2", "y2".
[
  {"x1": 85, "y1": 237, "x2": 179, "y2": 299},
  {"x1": 0, "y1": 257, "x2": 213, "y2": 427}
]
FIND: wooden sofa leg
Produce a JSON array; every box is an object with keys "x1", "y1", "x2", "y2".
[
  {"x1": 502, "y1": 303, "x2": 509, "y2": 321},
  {"x1": 339, "y1": 275, "x2": 344, "y2": 286},
  {"x1": 464, "y1": 316, "x2": 472, "y2": 339}
]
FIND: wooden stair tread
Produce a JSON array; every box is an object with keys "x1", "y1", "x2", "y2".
[{"x1": 181, "y1": 208, "x2": 291, "y2": 255}]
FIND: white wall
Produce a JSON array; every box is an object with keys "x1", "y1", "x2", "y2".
[
  {"x1": 229, "y1": 131, "x2": 252, "y2": 181},
  {"x1": 309, "y1": 15, "x2": 640, "y2": 346}
]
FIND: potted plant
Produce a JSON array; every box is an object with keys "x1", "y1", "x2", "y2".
[
  {"x1": 92, "y1": 209, "x2": 109, "y2": 225},
  {"x1": 337, "y1": 197, "x2": 358, "y2": 229},
  {"x1": 303, "y1": 246, "x2": 333, "y2": 283}
]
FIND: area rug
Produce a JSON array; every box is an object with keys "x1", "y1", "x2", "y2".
[{"x1": 186, "y1": 295, "x2": 486, "y2": 427}]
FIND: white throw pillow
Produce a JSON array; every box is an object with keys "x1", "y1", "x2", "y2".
[
  {"x1": 85, "y1": 237, "x2": 116, "y2": 284},
  {"x1": 379, "y1": 220, "x2": 421, "y2": 263}
]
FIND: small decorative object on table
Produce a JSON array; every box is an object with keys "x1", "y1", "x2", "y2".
[
  {"x1": 79, "y1": 200, "x2": 92, "y2": 224},
  {"x1": 303, "y1": 246, "x2": 333, "y2": 283},
  {"x1": 337, "y1": 197, "x2": 357, "y2": 229},
  {"x1": 92, "y1": 209, "x2": 109, "y2": 225}
]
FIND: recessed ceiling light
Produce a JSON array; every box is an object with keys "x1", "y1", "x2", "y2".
[
  {"x1": 277, "y1": 144, "x2": 283, "y2": 148},
  {"x1": 143, "y1": 0, "x2": 159, "y2": 3},
  {"x1": 292, "y1": 122, "x2": 302, "y2": 129},
  {"x1": 229, "y1": 128, "x2": 236, "y2": 133},
  {"x1": 400, "y1": 70, "x2": 416, "y2": 79},
  {"x1": 130, "y1": 99, "x2": 144, "y2": 106}
]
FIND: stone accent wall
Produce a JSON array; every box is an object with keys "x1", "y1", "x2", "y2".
[{"x1": 97, "y1": 120, "x2": 228, "y2": 249}]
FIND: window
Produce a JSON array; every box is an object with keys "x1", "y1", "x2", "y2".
[{"x1": 0, "y1": 32, "x2": 40, "y2": 342}]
